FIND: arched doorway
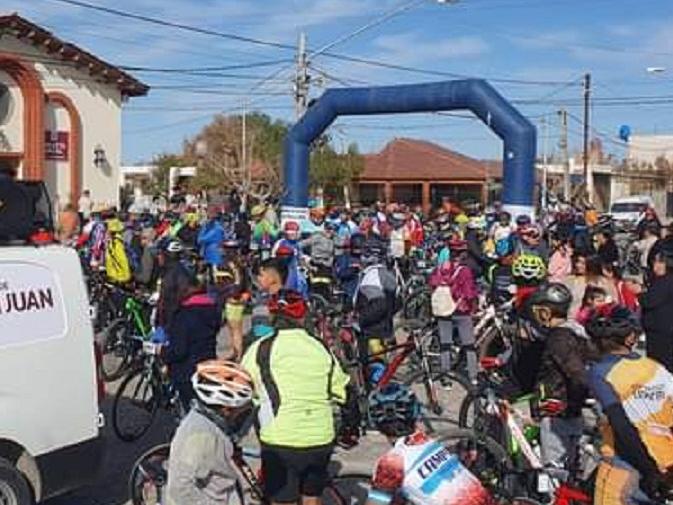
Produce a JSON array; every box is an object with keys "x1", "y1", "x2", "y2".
[
  {"x1": 0, "y1": 53, "x2": 45, "y2": 180},
  {"x1": 283, "y1": 79, "x2": 536, "y2": 219},
  {"x1": 47, "y1": 92, "x2": 82, "y2": 206}
]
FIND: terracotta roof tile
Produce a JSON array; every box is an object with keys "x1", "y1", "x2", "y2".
[{"x1": 360, "y1": 138, "x2": 501, "y2": 182}]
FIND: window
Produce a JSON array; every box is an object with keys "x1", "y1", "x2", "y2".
[
  {"x1": 610, "y1": 202, "x2": 648, "y2": 213},
  {"x1": 0, "y1": 83, "x2": 13, "y2": 126}
]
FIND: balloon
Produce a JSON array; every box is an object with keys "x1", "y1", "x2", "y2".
[{"x1": 619, "y1": 125, "x2": 631, "y2": 143}]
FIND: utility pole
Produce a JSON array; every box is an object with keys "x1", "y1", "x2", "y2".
[
  {"x1": 583, "y1": 72, "x2": 592, "y2": 202},
  {"x1": 294, "y1": 32, "x2": 310, "y2": 119},
  {"x1": 558, "y1": 109, "x2": 570, "y2": 201},
  {"x1": 541, "y1": 116, "x2": 549, "y2": 209}
]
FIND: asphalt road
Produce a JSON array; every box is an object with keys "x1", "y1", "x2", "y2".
[{"x1": 43, "y1": 324, "x2": 466, "y2": 505}]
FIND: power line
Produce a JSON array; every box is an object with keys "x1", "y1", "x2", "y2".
[{"x1": 45, "y1": 0, "x2": 296, "y2": 51}]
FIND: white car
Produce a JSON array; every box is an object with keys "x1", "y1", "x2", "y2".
[
  {"x1": 609, "y1": 196, "x2": 653, "y2": 228},
  {"x1": 0, "y1": 244, "x2": 104, "y2": 503}
]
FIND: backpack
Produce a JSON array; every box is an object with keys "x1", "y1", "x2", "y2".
[
  {"x1": 105, "y1": 235, "x2": 132, "y2": 284},
  {"x1": 430, "y1": 266, "x2": 464, "y2": 317}
]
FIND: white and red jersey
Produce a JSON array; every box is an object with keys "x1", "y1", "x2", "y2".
[{"x1": 369, "y1": 431, "x2": 494, "y2": 505}]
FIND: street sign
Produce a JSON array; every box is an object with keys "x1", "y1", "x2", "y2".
[{"x1": 45, "y1": 131, "x2": 69, "y2": 161}]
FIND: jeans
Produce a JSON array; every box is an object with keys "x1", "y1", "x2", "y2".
[{"x1": 437, "y1": 314, "x2": 478, "y2": 382}]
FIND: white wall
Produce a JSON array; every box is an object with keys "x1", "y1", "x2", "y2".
[
  {"x1": 628, "y1": 134, "x2": 673, "y2": 165},
  {"x1": 0, "y1": 36, "x2": 126, "y2": 208}
]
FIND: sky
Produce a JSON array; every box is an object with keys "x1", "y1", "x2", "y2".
[{"x1": 7, "y1": 0, "x2": 673, "y2": 164}]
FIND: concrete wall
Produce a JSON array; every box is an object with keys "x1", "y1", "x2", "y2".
[
  {"x1": 628, "y1": 134, "x2": 673, "y2": 165},
  {"x1": 0, "y1": 36, "x2": 124, "y2": 207}
]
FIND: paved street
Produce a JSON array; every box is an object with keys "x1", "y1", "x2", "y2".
[{"x1": 44, "y1": 324, "x2": 465, "y2": 505}]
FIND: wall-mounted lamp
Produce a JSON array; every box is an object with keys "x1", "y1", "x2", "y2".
[{"x1": 94, "y1": 144, "x2": 106, "y2": 168}]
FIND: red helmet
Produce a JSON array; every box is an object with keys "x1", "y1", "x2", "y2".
[
  {"x1": 267, "y1": 290, "x2": 307, "y2": 320},
  {"x1": 284, "y1": 221, "x2": 300, "y2": 233},
  {"x1": 448, "y1": 238, "x2": 468, "y2": 251}
]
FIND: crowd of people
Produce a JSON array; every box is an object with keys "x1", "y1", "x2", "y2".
[{"x1": 67, "y1": 190, "x2": 673, "y2": 505}]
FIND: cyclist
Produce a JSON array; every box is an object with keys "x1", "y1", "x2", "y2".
[
  {"x1": 166, "y1": 360, "x2": 254, "y2": 505},
  {"x1": 354, "y1": 238, "x2": 399, "y2": 360},
  {"x1": 366, "y1": 383, "x2": 496, "y2": 505},
  {"x1": 301, "y1": 221, "x2": 336, "y2": 301},
  {"x1": 511, "y1": 253, "x2": 547, "y2": 311},
  {"x1": 241, "y1": 289, "x2": 349, "y2": 505},
  {"x1": 157, "y1": 239, "x2": 194, "y2": 328},
  {"x1": 527, "y1": 283, "x2": 591, "y2": 468},
  {"x1": 212, "y1": 239, "x2": 248, "y2": 361},
  {"x1": 162, "y1": 272, "x2": 219, "y2": 411},
  {"x1": 586, "y1": 304, "x2": 673, "y2": 505},
  {"x1": 429, "y1": 238, "x2": 479, "y2": 383},
  {"x1": 198, "y1": 205, "x2": 226, "y2": 269}
]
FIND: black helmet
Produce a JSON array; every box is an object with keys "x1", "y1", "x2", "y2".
[
  {"x1": 528, "y1": 283, "x2": 572, "y2": 312},
  {"x1": 585, "y1": 304, "x2": 640, "y2": 343},
  {"x1": 363, "y1": 238, "x2": 387, "y2": 262}
]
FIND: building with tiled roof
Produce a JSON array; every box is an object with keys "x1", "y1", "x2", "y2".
[
  {"x1": 0, "y1": 13, "x2": 148, "y2": 208},
  {"x1": 356, "y1": 138, "x2": 502, "y2": 211}
]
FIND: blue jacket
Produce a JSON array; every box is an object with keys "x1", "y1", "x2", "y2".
[{"x1": 197, "y1": 220, "x2": 225, "y2": 266}]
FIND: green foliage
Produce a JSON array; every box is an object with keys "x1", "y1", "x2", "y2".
[
  {"x1": 143, "y1": 153, "x2": 186, "y2": 197},
  {"x1": 311, "y1": 141, "x2": 364, "y2": 203}
]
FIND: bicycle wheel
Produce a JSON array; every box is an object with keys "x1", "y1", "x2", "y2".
[
  {"x1": 437, "y1": 428, "x2": 515, "y2": 501},
  {"x1": 128, "y1": 443, "x2": 170, "y2": 505},
  {"x1": 321, "y1": 473, "x2": 372, "y2": 505},
  {"x1": 99, "y1": 319, "x2": 136, "y2": 382},
  {"x1": 404, "y1": 370, "x2": 473, "y2": 433},
  {"x1": 113, "y1": 367, "x2": 160, "y2": 442}
]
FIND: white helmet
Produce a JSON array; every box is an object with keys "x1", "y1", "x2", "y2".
[{"x1": 192, "y1": 360, "x2": 254, "y2": 408}]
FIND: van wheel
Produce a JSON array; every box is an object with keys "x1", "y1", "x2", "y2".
[{"x1": 0, "y1": 458, "x2": 32, "y2": 505}]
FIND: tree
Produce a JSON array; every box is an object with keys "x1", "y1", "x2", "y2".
[
  {"x1": 182, "y1": 112, "x2": 289, "y2": 203},
  {"x1": 143, "y1": 153, "x2": 186, "y2": 198},
  {"x1": 311, "y1": 141, "x2": 364, "y2": 205}
]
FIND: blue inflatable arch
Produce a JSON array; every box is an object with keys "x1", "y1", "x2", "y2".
[{"x1": 282, "y1": 79, "x2": 536, "y2": 220}]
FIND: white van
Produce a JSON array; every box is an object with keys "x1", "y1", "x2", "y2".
[
  {"x1": 610, "y1": 195, "x2": 653, "y2": 227},
  {"x1": 0, "y1": 244, "x2": 103, "y2": 503}
]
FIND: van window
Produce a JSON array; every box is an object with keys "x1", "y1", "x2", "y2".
[{"x1": 611, "y1": 202, "x2": 648, "y2": 213}]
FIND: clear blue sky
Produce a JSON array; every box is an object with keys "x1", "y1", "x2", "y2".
[{"x1": 8, "y1": 0, "x2": 673, "y2": 163}]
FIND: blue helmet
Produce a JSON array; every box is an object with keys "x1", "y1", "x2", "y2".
[{"x1": 368, "y1": 383, "x2": 420, "y2": 436}]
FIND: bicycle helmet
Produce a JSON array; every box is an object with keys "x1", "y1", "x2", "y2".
[
  {"x1": 267, "y1": 289, "x2": 307, "y2": 320},
  {"x1": 192, "y1": 360, "x2": 254, "y2": 408},
  {"x1": 275, "y1": 243, "x2": 295, "y2": 258},
  {"x1": 368, "y1": 383, "x2": 421, "y2": 437},
  {"x1": 512, "y1": 253, "x2": 547, "y2": 281},
  {"x1": 585, "y1": 304, "x2": 640, "y2": 344},
  {"x1": 448, "y1": 238, "x2": 468, "y2": 252},
  {"x1": 251, "y1": 204, "x2": 266, "y2": 219},
  {"x1": 528, "y1": 282, "x2": 572, "y2": 312},
  {"x1": 284, "y1": 220, "x2": 300, "y2": 240}
]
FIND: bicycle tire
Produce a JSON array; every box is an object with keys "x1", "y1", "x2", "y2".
[
  {"x1": 99, "y1": 319, "x2": 135, "y2": 382},
  {"x1": 404, "y1": 369, "x2": 473, "y2": 433},
  {"x1": 436, "y1": 428, "x2": 516, "y2": 501},
  {"x1": 112, "y1": 366, "x2": 160, "y2": 442},
  {"x1": 476, "y1": 324, "x2": 508, "y2": 361},
  {"x1": 321, "y1": 472, "x2": 372, "y2": 505},
  {"x1": 128, "y1": 443, "x2": 170, "y2": 505}
]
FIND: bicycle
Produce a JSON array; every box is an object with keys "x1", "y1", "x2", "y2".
[
  {"x1": 334, "y1": 321, "x2": 473, "y2": 435},
  {"x1": 458, "y1": 360, "x2": 599, "y2": 503},
  {"x1": 128, "y1": 440, "x2": 372, "y2": 505},
  {"x1": 98, "y1": 288, "x2": 155, "y2": 382},
  {"x1": 111, "y1": 339, "x2": 183, "y2": 442}
]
